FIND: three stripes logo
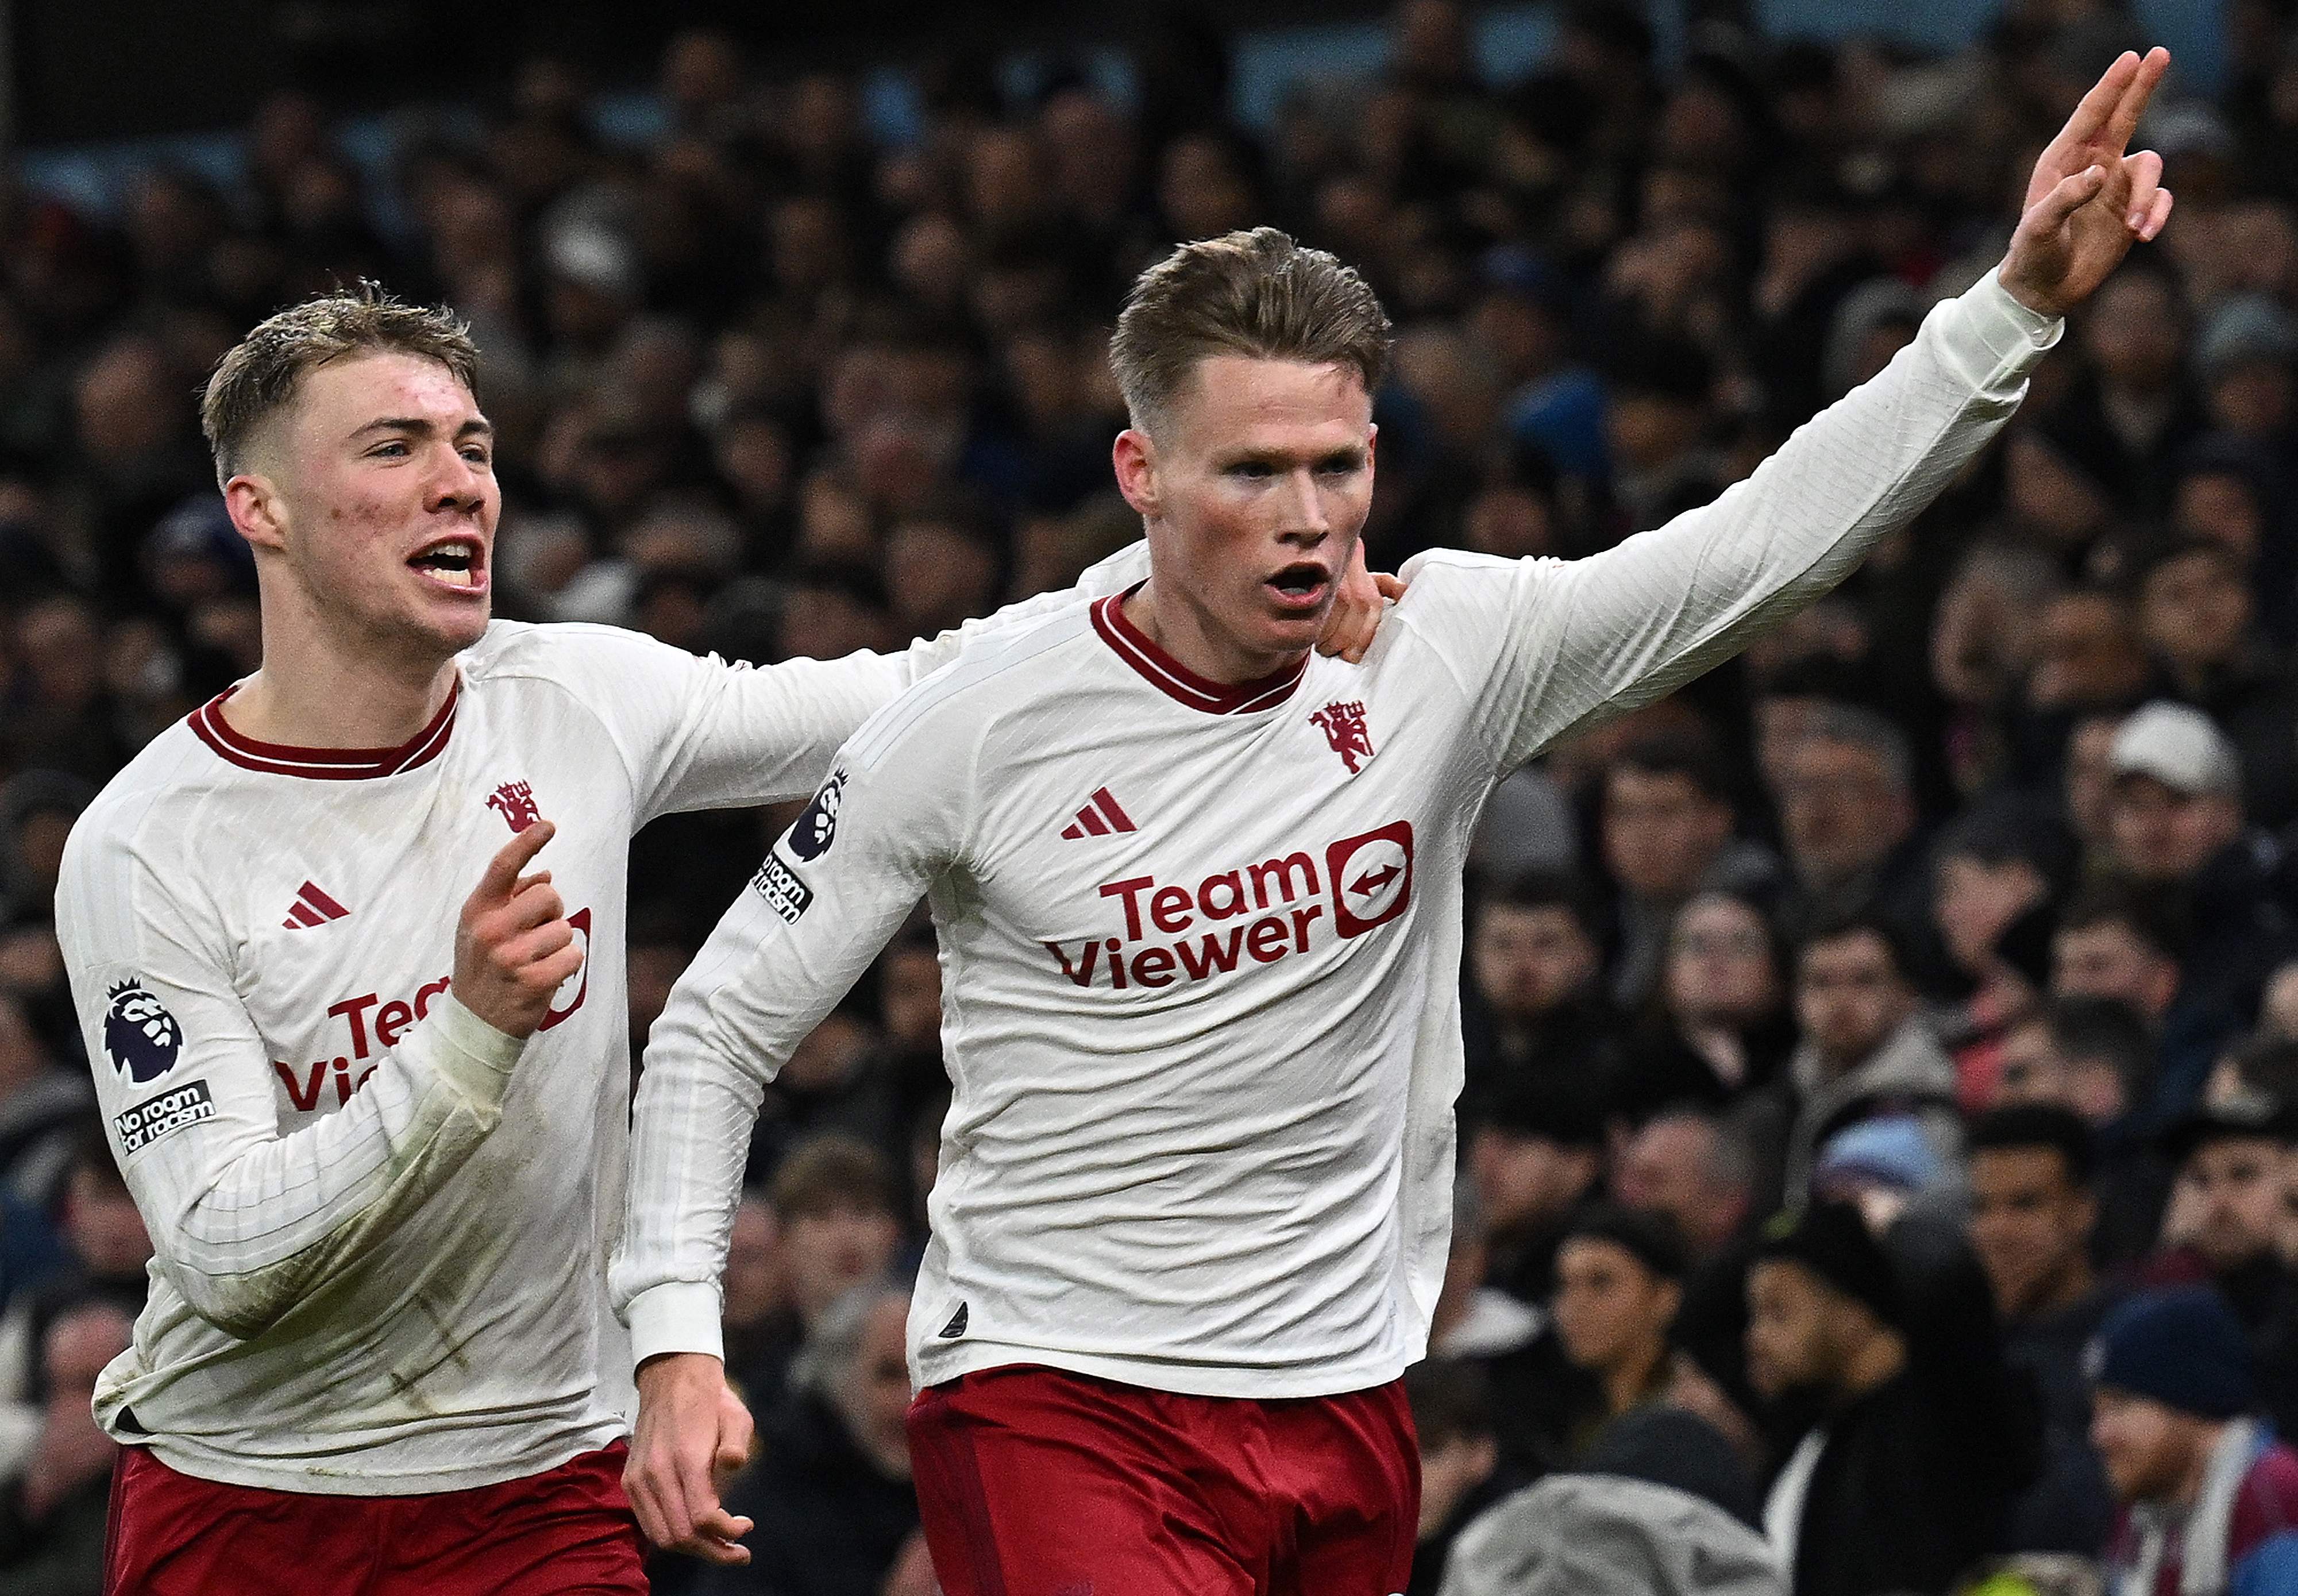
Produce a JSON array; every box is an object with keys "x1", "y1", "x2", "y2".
[
  {"x1": 1059, "y1": 787, "x2": 1136, "y2": 841},
  {"x1": 282, "y1": 881, "x2": 351, "y2": 930}
]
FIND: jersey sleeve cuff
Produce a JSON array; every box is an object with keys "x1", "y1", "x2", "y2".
[
  {"x1": 626, "y1": 1282, "x2": 724, "y2": 1366},
  {"x1": 419, "y1": 992, "x2": 526, "y2": 1111},
  {"x1": 1957, "y1": 267, "x2": 2065, "y2": 365}
]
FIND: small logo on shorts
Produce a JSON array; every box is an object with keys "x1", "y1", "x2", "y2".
[{"x1": 938, "y1": 1302, "x2": 969, "y2": 1339}]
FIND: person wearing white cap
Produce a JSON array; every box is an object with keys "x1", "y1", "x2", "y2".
[{"x1": 2105, "y1": 700, "x2": 2243, "y2": 884}]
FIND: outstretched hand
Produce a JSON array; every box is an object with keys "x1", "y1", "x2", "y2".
[{"x1": 2000, "y1": 48, "x2": 2174, "y2": 318}]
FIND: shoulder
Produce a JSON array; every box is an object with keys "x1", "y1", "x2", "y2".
[
  {"x1": 61, "y1": 722, "x2": 226, "y2": 884},
  {"x1": 1390, "y1": 547, "x2": 1553, "y2": 635},
  {"x1": 459, "y1": 618, "x2": 695, "y2": 687},
  {"x1": 843, "y1": 604, "x2": 1098, "y2": 773}
]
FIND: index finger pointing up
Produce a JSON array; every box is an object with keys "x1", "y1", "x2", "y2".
[{"x1": 476, "y1": 820, "x2": 556, "y2": 904}]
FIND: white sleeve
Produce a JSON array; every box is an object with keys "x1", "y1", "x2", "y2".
[
  {"x1": 55, "y1": 820, "x2": 528, "y2": 1341},
  {"x1": 610, "y1": 696, "x2": 969, "y2": 1363},
  {"x1": 1396, "y1": 269, "x2": 2060, "y2": 773},
  {"x1": 562, "y1": 541, "x2": 1148, "y2": 823}
]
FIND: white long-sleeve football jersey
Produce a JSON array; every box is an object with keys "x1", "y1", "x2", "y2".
[
  {"x1": 616, "y1": 271, "x2": 2058, "y2": 1397},
  {"x1": 53, "y1": 548, "x2": 1143, "y2": 1495}
]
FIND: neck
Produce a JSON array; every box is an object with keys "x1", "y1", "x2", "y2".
[
  {"x1": 229, "y1": 592, "x2": 461, "y2": 747},
  {"x1": 1123, "y1": 577, "x2": 1301, "y2": 686},
  {"x1": 1603, "y1": 1342, "x2": 1665, "y2": 1416},
  {"x1": 2019, "y1": 1256, "x2": 2097, "y2": 1321}
]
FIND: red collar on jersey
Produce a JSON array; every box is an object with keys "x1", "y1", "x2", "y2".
[
  {"x1": 1089, "y1": 588, "x2": 1308, "y2": 716},
  {"x1": 187, "y1": 677, "x2": 461, "y2": 780}
]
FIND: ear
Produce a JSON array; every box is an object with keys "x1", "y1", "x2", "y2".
[
  {"x1": 1112, "y1": 428, "x2": 1159, "y2": 521},
  {"x1": 222, "y1": 472, "x2": 287, "y2": 557}
]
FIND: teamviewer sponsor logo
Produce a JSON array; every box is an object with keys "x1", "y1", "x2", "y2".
[
  {"x1": 1043, "y1": 820, "x2": 1414, "y2": 989},
  {"x1": 115, "y1": 1079, "x2": 215, "y2": 1154},
  {"x1": 750, "y1": 849, "x2": 815, "y2": 925}
]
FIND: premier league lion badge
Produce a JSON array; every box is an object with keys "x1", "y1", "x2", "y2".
[
  {"x1": 786, "y1": 768, "x2": 846, "y2": 863},
  {"x1": 104, "y1": 980, "x2": 182, "y2": 1083}
]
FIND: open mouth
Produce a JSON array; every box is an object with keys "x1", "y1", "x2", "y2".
[
  {"x1": 1264, "y1": 562, "x2": 1331, "y2": 612},
  {"x1": 408, "y1": 535, "x2": 487, "y2": 594}
]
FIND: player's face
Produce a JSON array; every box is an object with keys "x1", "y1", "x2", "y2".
[
  {"x1": 262, "y1": 352, "x2": 499, "y2": 664},
  {"x1": 1115, "y1": 355, "x2": 1374, "y2": 675}
]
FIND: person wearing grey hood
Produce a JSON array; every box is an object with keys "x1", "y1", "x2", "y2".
[
  {"x1": 1782, "y1": 916, "x2": 1963, "y2": 1202},
  {"x1": 1437, "y1": 1405, "x2": 1779, "y2": 1596}
]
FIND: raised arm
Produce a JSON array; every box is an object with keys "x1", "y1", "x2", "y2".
[
  {"x1": 56, "y1": 820, "x2": 580, "y2": 1340},
  {"x1": 1399, "y1": 49, "x2": 2173, "y2": 774}
]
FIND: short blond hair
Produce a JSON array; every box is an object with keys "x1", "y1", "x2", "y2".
[
  {"x1": 200, "y1": 284, "x2": 480, "y2": 488},
  {"x1": 1108, "y1": 227, "x2": 1391, "y2": 437}
]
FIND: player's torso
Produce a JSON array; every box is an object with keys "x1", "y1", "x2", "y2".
[
  {"x1": 112, "y1": 674, "x2": 643, "y2": 1470},
  {"x1": 905, "y1": 615, "x2": 1494, "y2": 1389},
  {"x1": 955, "y1": 641, "x2": 1488, "y2": 1055},
  {"x1": 205, "y1": 687, "x2": 630, "y2": 1146}
]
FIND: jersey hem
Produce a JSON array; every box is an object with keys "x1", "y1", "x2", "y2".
[
  {"x1": 122, "y1": 1418, "x2": 629, "y2": 1497},
  {"x1": 911, "y1": 1338, "x2": 1412, "y2": 1401}
]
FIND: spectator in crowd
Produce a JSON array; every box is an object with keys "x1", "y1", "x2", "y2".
[
  {"x1": 0, "y1": 1295, "x2": 132, "y2": 1596},
  {"x1": 2101, "y1": 701, "x2": 2294, "y2": 1017},
  {"x1": 1967, "y1": 1105, "x2": 2120, "y2": 1555},
  {"x1": 1551, "y1": 1205, "x2": 1686, "y2": 1454},
  {"x1": 1771, "y1": 706, "x2": 1927, "y2": 950},
  {"x1": 718, "y1": 1192, "x2": 786, "y2": 1408},
  {"x1": 1615, "y1": 890, "x2": 1797, "y2": 1134},
  {"x1": 2145, "y1": 1099, "x2": 2294, "y2": 1343},
  {"x1": 703, "y1": 1281, "x2": 918, "y2": 1596},
  {"x1": 1464, "y1": 874, "x2": 1624, "y2": 1105},
  {"x1": 1614, "y1": 1108, "x2": 1759, "y2": 1267},
  {"x1": 2091, "y1": 1287, "x2": 2298, "y2": 1593},
  {"x1": 2052, "y1": 878, "x2": 2242, "y2": 1131},
  {"x1": 1782, "y1": 917, "x2": 1961, "y2": 1202},
  {"x1": 1597, "y1": 733, "x2": 1773, "y2": 1008},
  {"x1": 1994, "y1": 996, "x2": 2173, "y2": 1270},
  {"x1": 1748, "y1": 1201, "x2": 2036, "y2": 1596},
  {"x1": 1927, "y1": 796, "x2": 2074, "y2": 1109},
  {"x1": 730, "y1": 1134, "x2": 904, "y2": 1405},
  {"x1": 1404, "y1": 1358, "x2": 1520, "y2": 1596},
  {"x1": 2129, "y1": 541, "x2": 2298, "y2": 828},
  {"x1": 1470, "y1": 1075, "x2": 1607, "y2": 1308},
  {"x1": 1969, "y1": 1108, "x2": 2117, "y2": 1385}
]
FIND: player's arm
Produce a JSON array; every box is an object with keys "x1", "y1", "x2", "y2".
[
  {"x1": 1401, "y1": 49, "x2": 2170, "y2": 773},
  {"x1": 603, "y1": 537, "x2": 1391, "y2": 822},
  {"x1": 55, "y1": 820, "x2": 579, "y2": 1341},
  {"x1": 611, "y1": 700, "x2": 965, "y2": 1563}
]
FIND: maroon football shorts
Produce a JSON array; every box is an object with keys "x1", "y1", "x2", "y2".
[
  {"x1": 102, "y1": 1440, "x2": 645, "y2": 1594},
  {"x1": 907, "y1": 1364, "x2": 1418, "y2": 1596}
]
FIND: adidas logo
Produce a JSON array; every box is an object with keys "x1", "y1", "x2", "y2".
[
  {"x1": 1059, "y1": 787, "x2": 1136, "y2": 841},
  {"x1": 282, "y1": 881, "x2": 350, "y2": 930},
  {"x1": 938, "y1": 1302, "x2": 969, "y2": 1339}
]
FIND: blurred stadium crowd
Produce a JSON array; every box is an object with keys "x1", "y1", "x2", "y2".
[{"x1": 7, "y1": 0, "x2": 2298, "y2": 1592}]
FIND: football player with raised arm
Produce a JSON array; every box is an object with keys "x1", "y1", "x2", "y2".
[
  {"x1": 55, "y1": 288, "x2": 1390, "y2": 1594},
  {"x1": 616, "y1": 49, "x2": 2172, "y2": 1594}
]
